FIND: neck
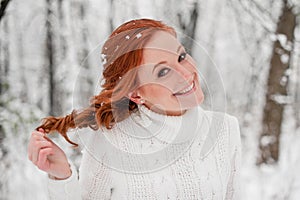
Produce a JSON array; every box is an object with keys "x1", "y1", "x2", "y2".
[{"x1": 143, "y1": 103, "x2": 187, "y2": 116}]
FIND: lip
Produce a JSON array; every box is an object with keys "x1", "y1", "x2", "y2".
[{"x1": 173, "y1": 80, "x2": 196, "y2": 96}]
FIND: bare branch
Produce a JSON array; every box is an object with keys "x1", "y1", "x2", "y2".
[
  {"x1": 236, "y1": 0, "x2": 275, "y2": 34},
  {"x1": 248, "y1": 0, "x2": 276, "y2": 24}
]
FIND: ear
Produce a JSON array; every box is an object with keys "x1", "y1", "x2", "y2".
[{"x1": 128, "y1": 90, "x2": 144, "y2": 104}]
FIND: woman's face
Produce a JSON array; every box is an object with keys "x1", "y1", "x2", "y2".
[{"x1": 130, "y1": 30, "x2": 204, "y2": 116}]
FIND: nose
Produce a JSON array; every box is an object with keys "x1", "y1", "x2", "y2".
[{"x1": 175, "y1": 64, "x2": 194, "y2": 84}]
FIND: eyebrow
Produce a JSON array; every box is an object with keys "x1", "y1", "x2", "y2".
[{"x1": 151, "y1": 45, "x2": 183, "y2": 74}]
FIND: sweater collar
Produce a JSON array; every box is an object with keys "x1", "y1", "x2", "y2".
[{"x1": 125, "y1": 105, "x2": 205, "y2": 144}]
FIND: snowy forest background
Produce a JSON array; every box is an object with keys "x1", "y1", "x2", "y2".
[{"x1": 1, "y1": 0, "x2": 300, "y2": 199}]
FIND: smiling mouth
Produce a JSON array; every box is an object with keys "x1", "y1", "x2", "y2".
[{"x1": 173, "y1": 81, "x2": 195, "y2": 96}]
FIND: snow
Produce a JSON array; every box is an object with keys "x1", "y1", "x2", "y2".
[
  {"x1": 280, "y1": 54, "x2": 289, "y2": 64},
  {"x1": 277, "y1": 34, "x2": 287, "y2": 47},
  {"x1": 114, "y1": 45, "x2": 119, "y2": 52},
  {"x1": 1, "y1": 0, "x2": 300, "y2": 199},
  {"x1": 280, "y1": 76, "x2": 288, "y2": 86},
  {"x1": 240, "y1": 106, "x2": 300, "y2": 200},
  {"x1": 260, "y1": 135, "x2": 277, "y2": 146},
  {"x1": 283, "y1": 41, "x2": 293, "y2": 51},
  {"x1": 101, "y1": 54, "x2": 107, "y2": 59},
  {"x1": 101, "y1": 54, "x2": 107, "y2": 64},
  {"x1": 269, "y1": 33, "x2": 277, "y2": 42},
  {"x1": 270, "y1": 93, "x2": 293, "y2": 105},
  {"x1": 284, "y1": 68, "x2": 292, "y2": 76},
  {"x1": 136, "y1": 33, "x2": 142, "y2": 39},
  {"x1": 270, "y1": 34, "x2": 292, "y2": 51}
]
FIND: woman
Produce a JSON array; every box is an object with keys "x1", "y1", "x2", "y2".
[{"x1": 28, "y1": 18, "x2": 241, "y2": 199}]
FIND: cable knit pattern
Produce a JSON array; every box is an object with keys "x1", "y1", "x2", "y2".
[{"x1": 47, "y1": 105, "x2": 241, "y2": 200}]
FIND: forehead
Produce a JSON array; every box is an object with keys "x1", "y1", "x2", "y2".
[{"x1": 143, "y1": 31, "x2": 179, "y2": 57}]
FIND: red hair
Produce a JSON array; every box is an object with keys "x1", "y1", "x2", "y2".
[{"x1": 36, "y1": 19, "x2": 176, "y2": 146}]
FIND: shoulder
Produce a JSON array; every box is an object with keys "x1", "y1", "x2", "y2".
[
  {"x1": 200, "y1": 109, "x2": 241, "y2": 153},
  {"x1": 202, "y1": 109, "x2": 239, "y2": 132},
  {"x1": 203, "y1": 108, "x2": 236, "y2": 121},
  {"x1": 201, "y1": 109, "x2": 238, "y2": 131},
  {"x1": 75, "y1": 127, "x2": 114, "y2": 162},
  {"x1": 206, "y1": 111, "x2": 242, "y2": 155}
]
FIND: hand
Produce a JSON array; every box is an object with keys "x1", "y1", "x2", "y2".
[{"x1": 27, "y1": 128, "x2": 72, "y2": 179}]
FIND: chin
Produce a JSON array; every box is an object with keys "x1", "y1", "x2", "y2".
[
  {"x1": 197, "y1": 93, "x2": 205, "y2": 105},
  {"x1": 182, "y1": 91, "x2": 204, "y2": 109}
]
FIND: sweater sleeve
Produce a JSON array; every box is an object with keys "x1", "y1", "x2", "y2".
[
  {"x1": 78, "y1": 148, "x2": 113, "y2": 199},
  {"x1": 225, "y1": 116, "x2": 242, "y2": 200},
  {"x1": 47, "y1": 132, "x2": 113, "y2": 200},
  {"x1": 47, "y1": 161, "x2": 81, "y2": 200}
]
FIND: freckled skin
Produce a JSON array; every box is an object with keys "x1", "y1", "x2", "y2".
[{"x1": 132, "y1": 31, "x2": 204, "y2": 116}]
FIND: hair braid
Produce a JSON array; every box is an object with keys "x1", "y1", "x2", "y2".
[{"x1": 35, "y1": 19, "x2": 176, "y2": 146}]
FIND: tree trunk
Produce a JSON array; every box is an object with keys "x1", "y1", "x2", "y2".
[
  {"x1": 0, "y1": 124, "x2": 8, "y2": 198},
  {"x1": 0, "y1": 16, "x2": 9, "y2": 95},
  {"x1": 177, "y1": 1, "x2": 199, "y2": 56},
  {"x1": 74, "y1": 1, "x2": 93, "y2": 107},
  {"x1": 58, "y1": 0, "x2": 67, "y2": 60},
  {"x1": 45, "y1": 0, "x2": 57, "y2": 116},
  {"x1": 292, "y1": 17, "x2": 300, "y2": 128},
  {"x1": 109, "y1": 0, "x2": 115, "y2": 33},
  {"x1": 295, "y1": 60, "x2": 300, "y2": 128},
  {"x1": 0, "y1": 14, "x2": 9, "y2": 199},
  {"x1": 257, "y1": 0, "x2": 296, "y2": 165},
  {"x1": 0, "y1": 0, "x2": 10, "y2": 21},
  {"x1": 17, "y1": 25, "x2": 28, "y2": 102}
]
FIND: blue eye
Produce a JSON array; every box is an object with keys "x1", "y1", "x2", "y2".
[
  {"x1": 157, "y1": 68, "x2": 170, "y2": 78},
  {"x1": 178, "y1": 52, "x2": 187, "y2": 62}
]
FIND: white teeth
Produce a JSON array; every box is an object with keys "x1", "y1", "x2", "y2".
[{"x1": 175, "y1": 82, "x2": 194, "y2": 95}]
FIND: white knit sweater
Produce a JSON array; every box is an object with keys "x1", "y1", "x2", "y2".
[{"x1": 47, "y1": 105, "x2": 241, "y2": 200}]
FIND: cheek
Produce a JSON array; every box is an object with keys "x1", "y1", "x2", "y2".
[
  {"x1": 187, "y1": 55, "x2": 196, "y2": 65},
  {"x1": 139, "y1": 85, "x2": 174, "y2": 101},
  {"x1": 186, "y1": 56, "x2": 198, "y2": 71}
]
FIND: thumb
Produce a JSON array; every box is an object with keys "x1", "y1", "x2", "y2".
[{"x1": 38, "y1": 128, "x2": 45, "y2": 133}]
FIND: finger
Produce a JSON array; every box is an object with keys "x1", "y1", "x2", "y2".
[
  {"x1": 30, "y1": 131, "x2": 46, "y2": 142},
  {"x1": 28, "y1": 152, "x2": 32, "y2": 161},
  {"x1": 38, "y1": 128, "x2": 45, "y2": 133},
  {"x1": 31, "y1": 140, "x2": 52, "y2": 165},
  {"x1": 42, "y1": 135, "x2": 56, "y2": 145},
  {"x1": 36, "y1": 147, "x2": 53, "y2": 171},
  {"x1": 28, "y1": 130, "x2": 48, "y2": 161},
  {"x1": 28, "y1": 132, "x2": 48, "y2": 156}
]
